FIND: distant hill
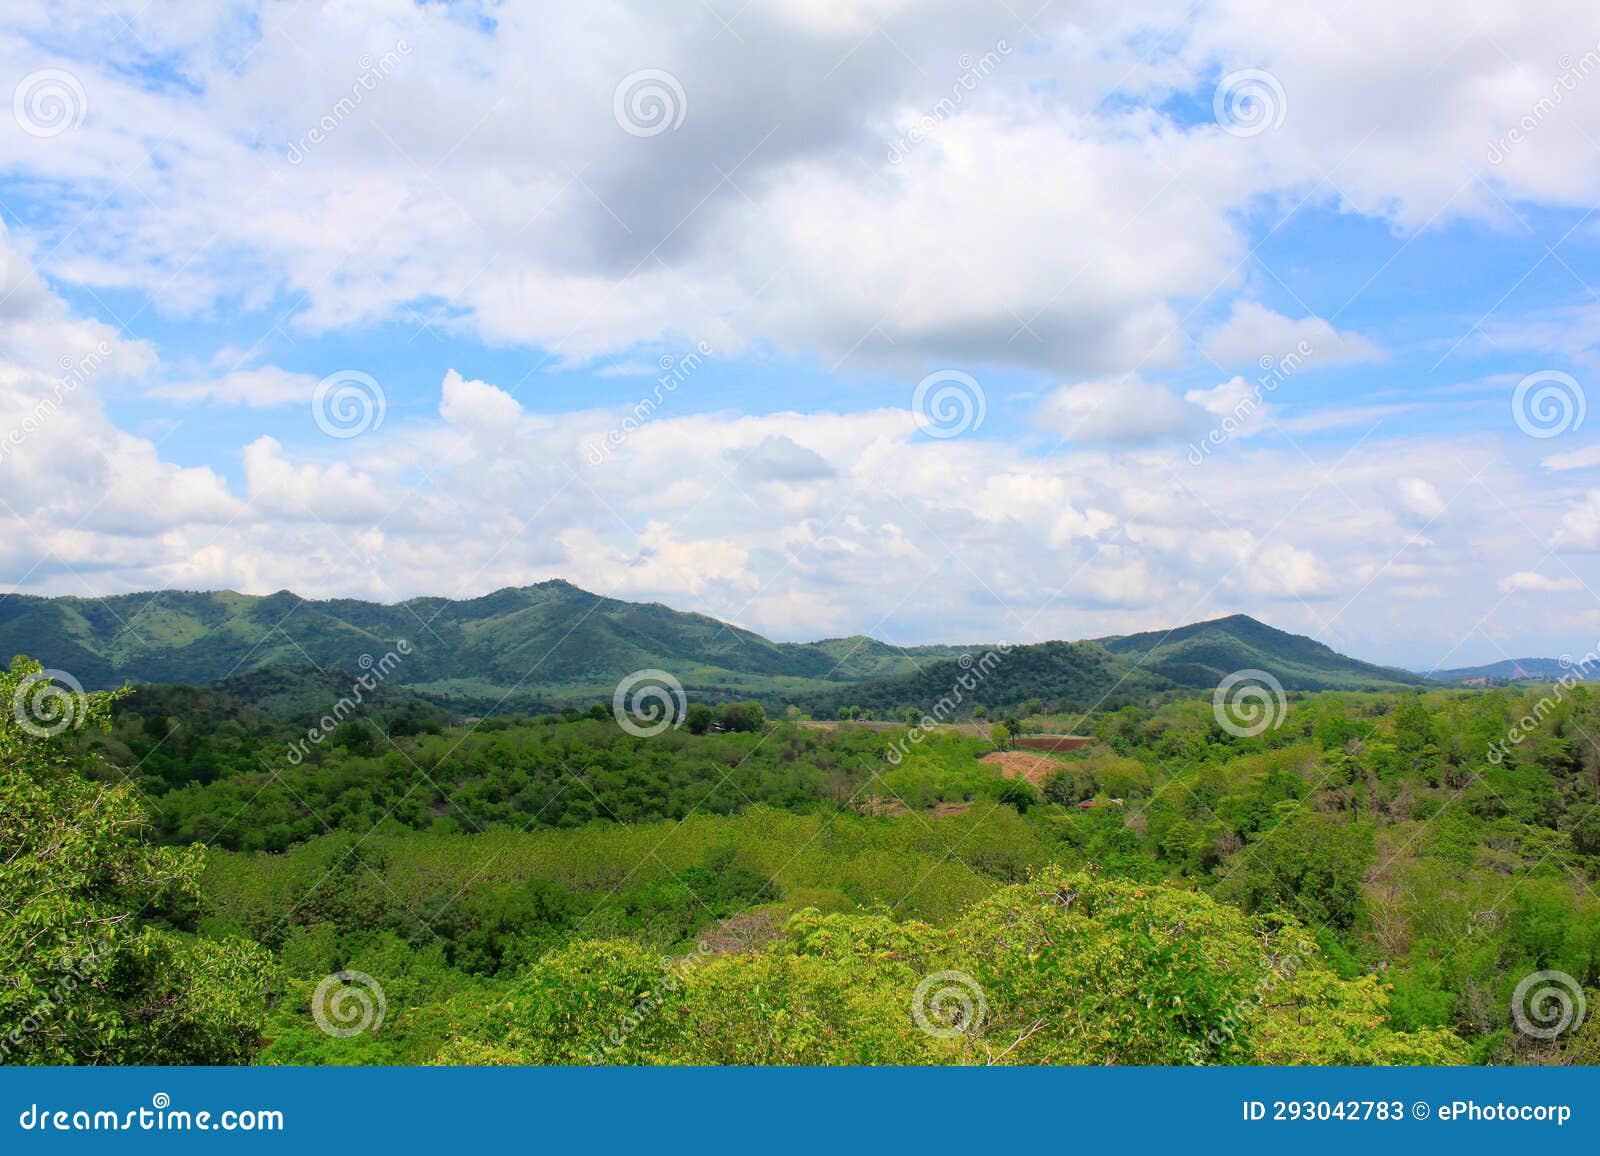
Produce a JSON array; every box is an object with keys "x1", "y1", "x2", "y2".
[
  {"x1": 1423, "y1": 657, "x2": 1594, "y2": 685},
  {"x1": 1092, "y1": 614, "x2": 1421, "y2": 692},
  {"x1": 114, "y1": 664, "x2": 453, "y2": 732},
  {"x1": 0, "y1": 582, "x2": 960, "y2": 712},
  {"x1": 0, "y1": 585, "x2": 1421, "y2": 715},
  {"x1": 810, "y1": 641, "x2": 1159, "y2": 718}
]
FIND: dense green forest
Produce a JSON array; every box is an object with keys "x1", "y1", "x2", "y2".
[
  {"x1": 6, "y1": 650, "x2": 1600, "y2": 1066},
  {"x1": 0, "y1": 584, "x2": 1425, "y2": 716}
]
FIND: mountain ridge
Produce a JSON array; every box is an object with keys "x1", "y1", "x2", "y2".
[
  {"x1": 1421, "y1": 657, "x2": 1598, "y2": 685},
  {"x1": 2, "y1": 582, "x2": 1424, "y2": 713}
]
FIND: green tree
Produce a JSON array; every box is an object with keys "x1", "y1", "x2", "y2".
[
  {"x1": 685, "y1": 703, "x2": 714, "y2": 735},
  {"x1": 0, "y1": 657, "x2": 271, "y2": 1064},
  {"x1": 715, "y1": 701, "x2": 766, "y2": 733},
  {"x1": 1219, "y1": 811, "x2": 1374, "y2": 931}
]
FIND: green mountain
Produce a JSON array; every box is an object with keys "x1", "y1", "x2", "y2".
[
  {"x1": 1423, "y1": 657, "x2": 1592, "y2": 685},
  {"x1": 0, "y1": 585, "x2": 1419, "y2": 715},
  {"x1": 0, "y1": 582, "x2": 959, "y2": 712},
  {"x1": 1094, "y1": 614, "x2": 1420, "y2": 692},
  {"x1": 811, "y1": 641, "x2": 1161, "y2": 717}
]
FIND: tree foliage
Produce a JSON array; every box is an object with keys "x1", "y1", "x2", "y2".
[{"x1": 0, "y1": 657, "x2": 271, "y2": 1064}]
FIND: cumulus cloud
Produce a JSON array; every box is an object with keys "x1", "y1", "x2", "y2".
[
  {"x1": 5, "y1": 1, "x2": 1600, "y2": 669},
  {"x1": 6, "y1": 0, "x2": 1575, "y2": 376},
  {"x1": 728, "y1": 435, "x2": 836, "y2": 485},
  {"x1": 1201, "y1": 302, "x2": 1383, "y2": 368},
  {"x1": 1036, "y1": 376, "x2": 1202, "y2": 443},
  {"x1": 1554, "y1": 490, "x2": 1600, "y2": 551},
  {"x1": 1498, "y1": 570, "x2": 1582, "y2": 593},
  {"x1": 1397, "y1": 477, "x2": 1447, "y2": 523},
  {"x1": 0, "y1": 318, "x2": 1572, "y2": 663}
]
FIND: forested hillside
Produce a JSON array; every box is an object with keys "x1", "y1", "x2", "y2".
[
  {"x1": 0, "y1": 582, "x2": 965, "y2": 708},
  {"x1": 0, "y1": 585, "x2": 1428, "y2": 719},
  {"x1": 1098, "y1": 614, "x2": 1420, "y2": 690},
  {"x1": 9, "y1": 647, "x2": 1600, "y2": 1067}
]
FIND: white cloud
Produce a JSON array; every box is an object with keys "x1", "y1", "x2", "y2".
[
  {"x1": 1201, "y1": 302, "x2": 1383, "y2": 368},
  {"x1": 439, "y1": 370, "x2": 527, "y2": 441},
  {"x1": 149, "y1": 366, "x2": 320, "y2": 407},
  {"x1": 1036, "y1": 375, "x2": 1202, "y2": 443},
  {"x1": 1397, "y1": 476, "x2": 1447, "y2": 523},
  {"x1": 1498, "y1": 570, "x2": 1582, "y2": 593},
  {"x1": 241, "y1": 436, "x2": 392, "y2": 524},
  {"x1": 1554, "y1": 490, "x2": 1600, "y2": 551},
  {"x1": 1, "y1": 0, "x2": 1596, "y2": 386},
  {"x1": 7, "y1": 2, "x2": 1600, "y2": 669},
  {"x1": 1542, "y1": 444, "x2": 1600, "y2": 471},
  {"x1": 0, "y1": 332, "x2": 1574, "y2": 663}
]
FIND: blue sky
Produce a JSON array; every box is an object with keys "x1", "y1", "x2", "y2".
[{"x1": 2, "y1": 0, "x2": 1600, "y2": 670}]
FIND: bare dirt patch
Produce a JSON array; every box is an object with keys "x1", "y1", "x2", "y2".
[
  {"x1": 1012, "y1": 735, "x2": 1092, "y2": 752},
  {"x1": 980, "y1": 750, "x2": 1067, "y2": 787}
]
